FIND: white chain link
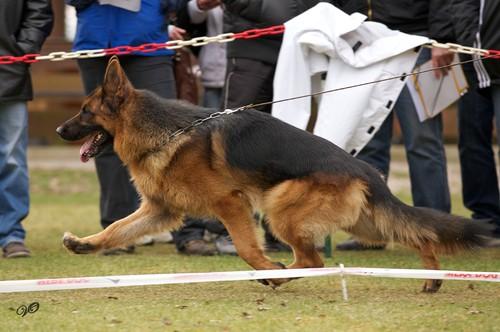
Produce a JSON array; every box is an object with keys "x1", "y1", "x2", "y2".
[
  {"x1": 426, "y1": 40, "x2": 490, "y2": 56},
  {"x1": 21, "y1": 34, "x2": 496, "y2": 63}
]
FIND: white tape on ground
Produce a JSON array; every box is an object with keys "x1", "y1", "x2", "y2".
[{"x1": 0, "y1": 267, "x2": 499, "y2": 293}]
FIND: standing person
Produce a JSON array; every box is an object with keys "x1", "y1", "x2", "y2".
[
  {"x1": 221, "y1": 0, "x2": 328, "y2": 252},
  {"x1": 452, "y1": 0, "x2": 500, "y2": 240},
  {"x1": 0, "y1": 0, "x2": 53, "y2": 258},
  {"x1": 334, "y1": 0, "x2": 456, "y2": 251},
  {"x1": 171, "y1": 0, "x2": 236, "y2": 255},
  {"x1": 66, "y1": 0, "x2": 177, "y2": 254}
]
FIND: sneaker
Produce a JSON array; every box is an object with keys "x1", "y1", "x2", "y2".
[
  {"x1": 335, "y1": 239, "x2": 386, "y2": 251},
  {"x1": 2, "y1": 242, "x2": 30, "y2": 258},
  {"x1": 215, "y1": 236, "x2": 237, "y2": 255},
  {"x1": 180, "y1": 240, "x2": 216, "y2": 256},
  {"x1": 102, "y1": 245, "x2": 136, "y2": 256}
]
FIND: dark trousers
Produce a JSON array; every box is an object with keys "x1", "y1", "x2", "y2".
[
  {"x1": 77, "y1": 55, "x2": 176, "y2": 229},
  {"x1": 222, "y1": 57, "x2": 283, "y2": 245},
  {"x1": 223, "y1": 58, "x2": 275, "y2": 113},
  {"x1": 356, "y1": 49, "x2": 450, "y2": 212},
  {"x1": 458, "y1": 63, "x2": 500, "y2": 225}
]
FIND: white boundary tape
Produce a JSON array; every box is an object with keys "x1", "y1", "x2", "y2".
[{"x1": 1, "y1": 267, "x2": 499, "y2": 293}]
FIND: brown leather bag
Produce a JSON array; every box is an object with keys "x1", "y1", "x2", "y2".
[{"x1": 173, "y1": 47, "x2": 201, "y2": 104}]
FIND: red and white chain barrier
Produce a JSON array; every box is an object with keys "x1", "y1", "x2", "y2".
[
  {"x1": 0, "y1": 267, "x2": 498, "y2": 293},
  {"x1": 0, "y1": 25, "x2": 285, "y2": 65},
  {"x1": 1, "y1": 25, "x2": 499, "y2": 65}
]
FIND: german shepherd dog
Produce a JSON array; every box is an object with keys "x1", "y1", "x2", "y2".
[{"x1": 57, "y1": 58, "x2": 494, "y2": 292}]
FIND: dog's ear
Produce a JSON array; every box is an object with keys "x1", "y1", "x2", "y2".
[{"x1": 102, "y1": 56, "x2": 134, "y2": 110}]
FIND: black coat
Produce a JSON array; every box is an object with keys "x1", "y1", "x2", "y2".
[
  {"x1": 452, "y1": 0, "x2": 500, "y2": 87},
  {"x1": 336, "y1": 0, "x2": 454, "y2": 42},
  {"x1": 221, "y1": 0, "x2": 330, "y2": 64},
  {"x1": 0, "y1": 0, "x2": 53, "y2": 102}
]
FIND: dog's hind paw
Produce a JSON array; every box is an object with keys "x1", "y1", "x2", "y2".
[
  {"x1": 62, "y1": 232, "x2": 97, "y2": 254},
  {"x1": 422, "y1": 279, "x2": 442, "y2": 293}
]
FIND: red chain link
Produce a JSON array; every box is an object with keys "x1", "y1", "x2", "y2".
[
  {"x1": 3, "y1": 24, "x2": 497, "y2": 65},
  {"x1": 0, "y1": 54, "x2": 40, "y2": 64},
  {"x1": 232, "y1": 25, "x2": 285, "y2": 40},
  {"x1": 488, "y1": 49, "x2": 500, "y2": 59}
]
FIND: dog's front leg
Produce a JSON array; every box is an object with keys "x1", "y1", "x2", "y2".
[
  {"x1": 213, "y1": 194, "x2": 289, "y2": 288},
  {"x1": 63, "y1": 203, "x2": 182, "y2": 254}
]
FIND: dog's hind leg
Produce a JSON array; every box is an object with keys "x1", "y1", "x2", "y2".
[
  {"x1": 418, "y1": 243, "x2": 442, "y2": 293},
  {"x1": 212, "y1": 192, "x2": 288, "y2": 288},
  {"x1": 63, "y1": 203, "x2": 182, "y2": 254}
]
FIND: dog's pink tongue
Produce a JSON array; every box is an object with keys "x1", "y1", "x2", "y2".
[{"x1": 79, "y1": 138, "x2": 93, "y2": 163}]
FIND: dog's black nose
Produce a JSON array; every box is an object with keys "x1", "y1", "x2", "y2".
[{"x1": 56, "y1": 125, "x2": 66, "y2": 137}]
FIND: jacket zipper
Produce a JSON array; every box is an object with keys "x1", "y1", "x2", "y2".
[{"x1": 367, "y1": 0, "x2": 372, "y2": 20}]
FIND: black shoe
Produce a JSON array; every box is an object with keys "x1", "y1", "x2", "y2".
[{"x1": 336, "y1": 239, "x2": 386, "y2": 251}]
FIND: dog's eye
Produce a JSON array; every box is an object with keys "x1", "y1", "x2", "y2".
[{"x1": 81, "y1": 107, "x2": 93, "y2": 117}]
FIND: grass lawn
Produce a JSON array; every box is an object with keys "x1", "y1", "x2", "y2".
[{"x1": 1, "y1": 155, "x2": 500, "y2": 331}]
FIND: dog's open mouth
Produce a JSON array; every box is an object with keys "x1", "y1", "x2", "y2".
[{"x1": 79, "y1": 131, "x2": 110, "y2": 163}]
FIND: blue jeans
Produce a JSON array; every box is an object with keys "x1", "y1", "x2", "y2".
[
  {"x1": 357, "y1": 49, "x2": 451, "y2": 212},
  {"x1": 0, "y1": 101, "x2": 29, "y2": 248}
]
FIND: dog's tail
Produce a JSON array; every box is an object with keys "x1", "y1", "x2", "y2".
[{"x1": 371, "y1": 193, "x2": 495, "y2": 254}]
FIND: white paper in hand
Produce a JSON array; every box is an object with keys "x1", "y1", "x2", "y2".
[{"x1": 407, "y1": 54, "x2": 468, "y2": 122}]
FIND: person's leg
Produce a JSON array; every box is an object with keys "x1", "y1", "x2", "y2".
[
  {"x1": 224, "y1": 57, "x2": 288, "y2": 250},
  {"x1": 223, "y1": 58, "x2": 275, "y2": 113},
  {"x1": 458, "y1": 85, "x2": 500, "y2": 222},
  {"x1": 0, "y1": 101, "x2": 30, "y2": 257},
  {"x1": 395, "y1": 85, "x2": 451, "y2": 212},
  {"x1": 203, "y1": 87, "x2": 223, "y2": 109},
  {"x1": 356, "y1": 112, "x2": 394, "y2": 178},
  {"x1": 490, "y1": 84, "x2": 500, "y2": 234},
  {"x1": 336, "y1": 109, "x2": 393, "y2": 250},
  {"x1": 78, "y1": 56, "x2": 177, "y2": 230}
]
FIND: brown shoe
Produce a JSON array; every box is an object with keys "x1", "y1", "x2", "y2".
[
  {"x1": 180, "y1": 240, "x2": 216, "y2": 256},
  {"x1": 3, "y1": 242, "x2": 31, "y2": 258}
]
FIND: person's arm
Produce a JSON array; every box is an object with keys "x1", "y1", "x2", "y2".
[
  {"x1": 429, "y1": 0, "x2": 455, "y2": 78},
  {"x1": 187, "y1": 0, "x2": 209, "y2": 24},
  {"x1": 64, "y1": 0, "x2": 95, "y2": 12},
  {"x1": 16, "y1": 0, "x2": 54, "y2": 54},
  {"x1": 450, "y1": 0, "x2": 480, "y2": 46},
  {"x1": 221, "y1": 0, "x2": 263, "y2": 21}
]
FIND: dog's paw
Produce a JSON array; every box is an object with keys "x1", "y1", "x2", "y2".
[
  {"x1": 257, "y1": 262, "x2": 292, "y2": 289},
  {"x1": 422, "y1": 279, "x2": 442, "y2": 293},
  {"x1": 62, "y1": 232, "x2": 96, "y2": 254}
]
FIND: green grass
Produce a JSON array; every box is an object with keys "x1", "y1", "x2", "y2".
[{"x1": 1, "y1": 168, "x2": 500, "y2": 331}]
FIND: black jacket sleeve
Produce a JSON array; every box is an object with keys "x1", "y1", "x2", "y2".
[
  {"x1": 450, "y1": 0, "x2": 479, "y2": 46},
  {"x1": 222, "y1": 0, "x2": 263, "y2": 22},
  {"x1": 428, "y1": 0, "x2": 455, "y2": 42},
  {"x1": 16, "y1": 0, "x2": 54, "y2": 54}
]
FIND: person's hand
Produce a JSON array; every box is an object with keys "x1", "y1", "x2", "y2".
[
  {"x1": 431, "y1": 48, "x2": 455, "y2": 79},
  {"x1": 169, "y1": 25, "x2": 186, "y2": 40},
  {"x1": 196, "y1": 0, "x2": 221, "y2": 11}
]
